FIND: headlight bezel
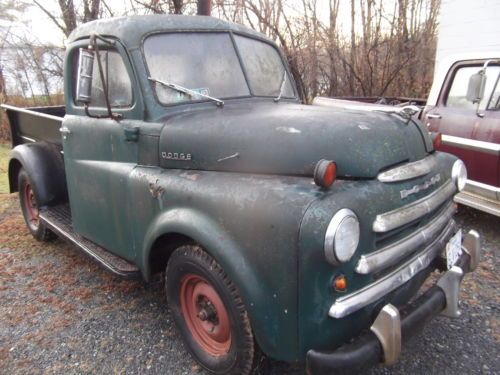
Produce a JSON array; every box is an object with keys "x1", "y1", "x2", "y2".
[
  {"x1": 324, "y1": 208, "x2": 360, "y2": 265},
  {"x1": 451, "y1": 159, "x2": 467, "y2": 191}
]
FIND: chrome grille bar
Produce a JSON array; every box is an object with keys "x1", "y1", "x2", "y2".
[
  {"x1": 377, "y1": 155, "x2": 437, "y2": 183},
  {"x1": 356, "y1": 202, "x2": 455, "y2": 274},
  {"x1": 373, "y1": 180, "x2": 456, "y2": 233},
  {"x1": 329, "y1": 220, "x2": 456, "y2": 319}
]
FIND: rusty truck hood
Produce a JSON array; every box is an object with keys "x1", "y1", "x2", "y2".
[{"x1": 158, "y1": 101, "x2": 430, "y2": 178}]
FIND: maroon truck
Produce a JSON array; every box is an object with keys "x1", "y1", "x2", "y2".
[{"x1": 423, "y1": 54, "x2": 500, "y2": 216}]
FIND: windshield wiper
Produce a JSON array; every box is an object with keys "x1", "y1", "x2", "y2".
[
  {"x1": 148, "y1": 77, "x2": 224, "y2": 107},
  {"x1": 274, "y1": 70, "x2": 287, "y2": 102}
]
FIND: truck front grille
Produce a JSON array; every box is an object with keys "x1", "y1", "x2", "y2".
[
  {"x1": 372, "y1": 180, "x2": 456, "y2": 233},
  {"x1": 356, "y1": 202, "x2": 455, "y2": 274},
  {"x1": 356, "y1": 169, "x2": 457, "y2": 276}
]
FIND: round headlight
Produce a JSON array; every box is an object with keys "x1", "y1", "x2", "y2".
[
  {"x1": 324, "y1": 209, "x2": 360, "y2": 265},
  {"x1": 451, "y1": 159, "x2": 467, "y2": 191}
]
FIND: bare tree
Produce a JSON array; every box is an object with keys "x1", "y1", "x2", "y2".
[
  {"x1": 33, "y1": 0, "x2": 104, "y2": 36},
  {"x1": 1, "y1": 0, "x2": 441, "y2": 108}
]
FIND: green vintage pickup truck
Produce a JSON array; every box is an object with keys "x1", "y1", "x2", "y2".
[{"x1": 2, "y1": 15, "x2": 481, "y2": 375}]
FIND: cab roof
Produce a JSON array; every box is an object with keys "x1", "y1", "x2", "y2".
[{"x1": 68, "y1": 15, "x2": 273, "y2": 49}]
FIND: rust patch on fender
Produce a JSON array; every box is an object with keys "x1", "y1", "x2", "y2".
[{"x1": 148, "y1": 179, "x2": 164, "y2": 198}]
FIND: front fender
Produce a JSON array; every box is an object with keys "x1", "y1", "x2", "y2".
[
  {"x1": 129, "y1": 167, "x2": 320, "y2": 362},
  {"x1": 140, "y1": 205, "x2": 293, "y2": 361},
  {"x1": 141, "y1": 207, "x2": 258, "y2": 289}
]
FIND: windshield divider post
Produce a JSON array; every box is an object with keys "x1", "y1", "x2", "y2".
[{"x1": 230, "y1": 31, "x2": 254, "y2": 97}]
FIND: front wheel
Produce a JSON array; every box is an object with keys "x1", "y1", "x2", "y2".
[
  {"x1": 166, "y1": 245, "x2": 255, "y2": 375},
  {"x1": 18, "y1": 168, "x2": 55, "y2": 241}
]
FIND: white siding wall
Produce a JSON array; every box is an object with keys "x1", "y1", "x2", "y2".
[
  {"x1": 427, "y1": 0, "x2": 500, "y2": 104},
  {"x1": 436, "y1": 0, "x2": 500, "y2": 66}
]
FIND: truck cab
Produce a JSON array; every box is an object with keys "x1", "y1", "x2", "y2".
[
  {"x1": 3, "y1": 15, "x2": 481, "y2": 375},
  {"x1": 423, "y1": 54, "x2": 500, "y2": 216}
]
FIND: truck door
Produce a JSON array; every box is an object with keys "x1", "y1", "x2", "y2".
[
  {"x1": 61, "y1": 40, "x2": 144, "y2": 261},
  {"x1": 478, "y1": 73, "x2": 500, "y2": 187},
  {"x1": 426, "y1": 62, "x2": 500, "y2": 186}
]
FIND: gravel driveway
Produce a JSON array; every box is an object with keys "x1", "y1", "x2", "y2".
[{"x1": 0, "y1": 193, "x2": 498, "y2": 375}]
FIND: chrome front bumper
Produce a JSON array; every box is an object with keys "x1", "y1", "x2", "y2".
[{"x1": 307, "y1": 230, "x2": 481, "y2": 374}]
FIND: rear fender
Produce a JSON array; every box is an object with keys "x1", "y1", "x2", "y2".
[{"x1": 8, "y1": 142, "x2": 67, "y2": 205}]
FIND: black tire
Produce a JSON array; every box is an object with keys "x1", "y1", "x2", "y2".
[
  {"x1": 18, "y1": 168, "x2": 55, "y2": 242},
  {"x1": 166, "y1": 245, "x2": 255, "y2": 375}
]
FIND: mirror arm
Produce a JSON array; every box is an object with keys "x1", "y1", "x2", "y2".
[{"x1": 84, "y1": 34, "x2": 121, "y2": 121}]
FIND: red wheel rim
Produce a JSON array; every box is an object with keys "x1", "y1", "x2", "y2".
[
  {"x1": 180, "y1": 274, "x2": 232, "y2": 356},
  {"x1": 23, "y1": 183, "x2": 39, "y2": 230}
]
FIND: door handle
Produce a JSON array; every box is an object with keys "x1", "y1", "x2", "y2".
[
  {"x1": 124, "y1": 126, "x2": 140, "y2": 142},
  {"x1": 426, "y1": 113, "x2": 442, "y2": 119}
]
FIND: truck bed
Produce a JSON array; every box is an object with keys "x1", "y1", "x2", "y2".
[{"x1": 1, "y1": 104, "x2": 65, "y2": 147}]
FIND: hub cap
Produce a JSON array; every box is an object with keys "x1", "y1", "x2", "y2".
[
  {"x1": 23, "y1": 183, "x2": 39, "y2": 230},
  {"x1": 180, "y1": 274, "x2": 231, "y2": 356}
]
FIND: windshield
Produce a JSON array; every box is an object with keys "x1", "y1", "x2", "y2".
[{"x1": 143, "y1": 32, "x2": 295, "y2": 105}]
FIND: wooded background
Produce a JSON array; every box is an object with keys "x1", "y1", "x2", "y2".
[{"x1": 0, "y1": 0, "x2": 440, "y2": 141}]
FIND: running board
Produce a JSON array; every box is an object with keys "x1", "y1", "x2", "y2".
[{"x1": 39, "y1": 205, "x2": 141, "y2": 279}]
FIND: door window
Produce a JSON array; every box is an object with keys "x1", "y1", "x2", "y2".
[
  {"x1": 446, "y1": 65, "x2": 500, "y2": 109},
  {"x1": 487, "y1": 74, "x2": 500, "y2": 110},
  {"x1": 73, "y1": 49, "x2": 133, "y2": 108}
]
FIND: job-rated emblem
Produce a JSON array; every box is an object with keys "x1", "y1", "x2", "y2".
[{"x1": 400, "y1": 174, "x2": 441, "y2": 199}]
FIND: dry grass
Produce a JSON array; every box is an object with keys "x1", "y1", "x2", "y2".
[{"x1": 0, "y1": 143, "x2": 9, "y2": 194}]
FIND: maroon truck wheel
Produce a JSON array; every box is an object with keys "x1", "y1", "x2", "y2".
[
  {"x1": 18, "y1": 168, "x2": 55, "y2": 242},
  {"x1": 180, "y1": 274, "x2": 232, "y2": 356},
  {"x1": 166, "y1": 245, "x2": 255, "y2": 375},
  {"x1": 23, "y1": 182, "x2": 40, "y2": 231}
]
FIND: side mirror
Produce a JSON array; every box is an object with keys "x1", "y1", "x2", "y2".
[
  {"x1": 466, "y1": 71, "x2": 486, "y2": 103},
  {"x1": 75, "y1": 48, "x2": 95, "y2": 104}
]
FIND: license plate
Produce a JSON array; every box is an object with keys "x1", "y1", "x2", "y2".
[{"x1": 446, "y1": 229, "x2": 463, "y2": 269}]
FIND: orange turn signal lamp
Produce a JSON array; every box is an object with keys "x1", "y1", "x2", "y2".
[
  {"x1": 333, "y1": 275, "x2": 347, "y2": 292},
  {"x1": 314, "y1": 159, "x2": 337, "y2": 188}
]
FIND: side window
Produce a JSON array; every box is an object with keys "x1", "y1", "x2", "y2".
[
  {"x1": 73, "y1": 49, "x2": 132, "y2": 108},
  {"x1": 446, "y1": 65, "x2": 500, "y2": 110},
  {"x1": 487, "y1": 74, "x2": 500, "y2": 110}
]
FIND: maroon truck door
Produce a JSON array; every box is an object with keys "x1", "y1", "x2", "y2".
[
  {"x1": 426, "y1": 61, "x2": 500, "y2": 187},
  {"x1": 479, "y1": 74, "x2": 500, "y2": 186}
]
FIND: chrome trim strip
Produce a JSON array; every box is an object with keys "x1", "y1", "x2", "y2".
[
  {"x1": 442, "y1": 134, "x2": 500, "y2": 156},
  {"x1": 377, "y1": 155, "x2": 436, "y2": 183},
  {"x1": 454, "y1": 191, "x2": 500, "y2": 217},
  {"x1": 329, "y1": 220, "x2": 456, "y2": 319},
  {"x1": 357, "y1": 202, "x2": 455, "y2": 274},
  {"x1": 312, "y1": 97, "x2": 420, "y2": 119},
  {"x1": 372, "y1": 180, "x2": 456, "y2": 233},
  {"x1": 463, "y1": 179, "x2": 500, "y2": 201},
  {"x1": 20, "y1": 135, "x2": 37, "y2": 143}
]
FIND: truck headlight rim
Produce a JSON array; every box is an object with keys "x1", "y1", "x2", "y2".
[
  {"x1": 451, "y1": 159, "x2": 467, "y2": 191},
  {"x1": 324, "y1": 208, "x2": 360, "y2": 265}
]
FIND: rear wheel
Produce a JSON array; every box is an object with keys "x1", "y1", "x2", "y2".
[
  {"x1": 18, "y1": 168, "x2": 55, "y2": 241},
  {"x1": 166, "y1": 245, "x2": 255, "y2": 375}
]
